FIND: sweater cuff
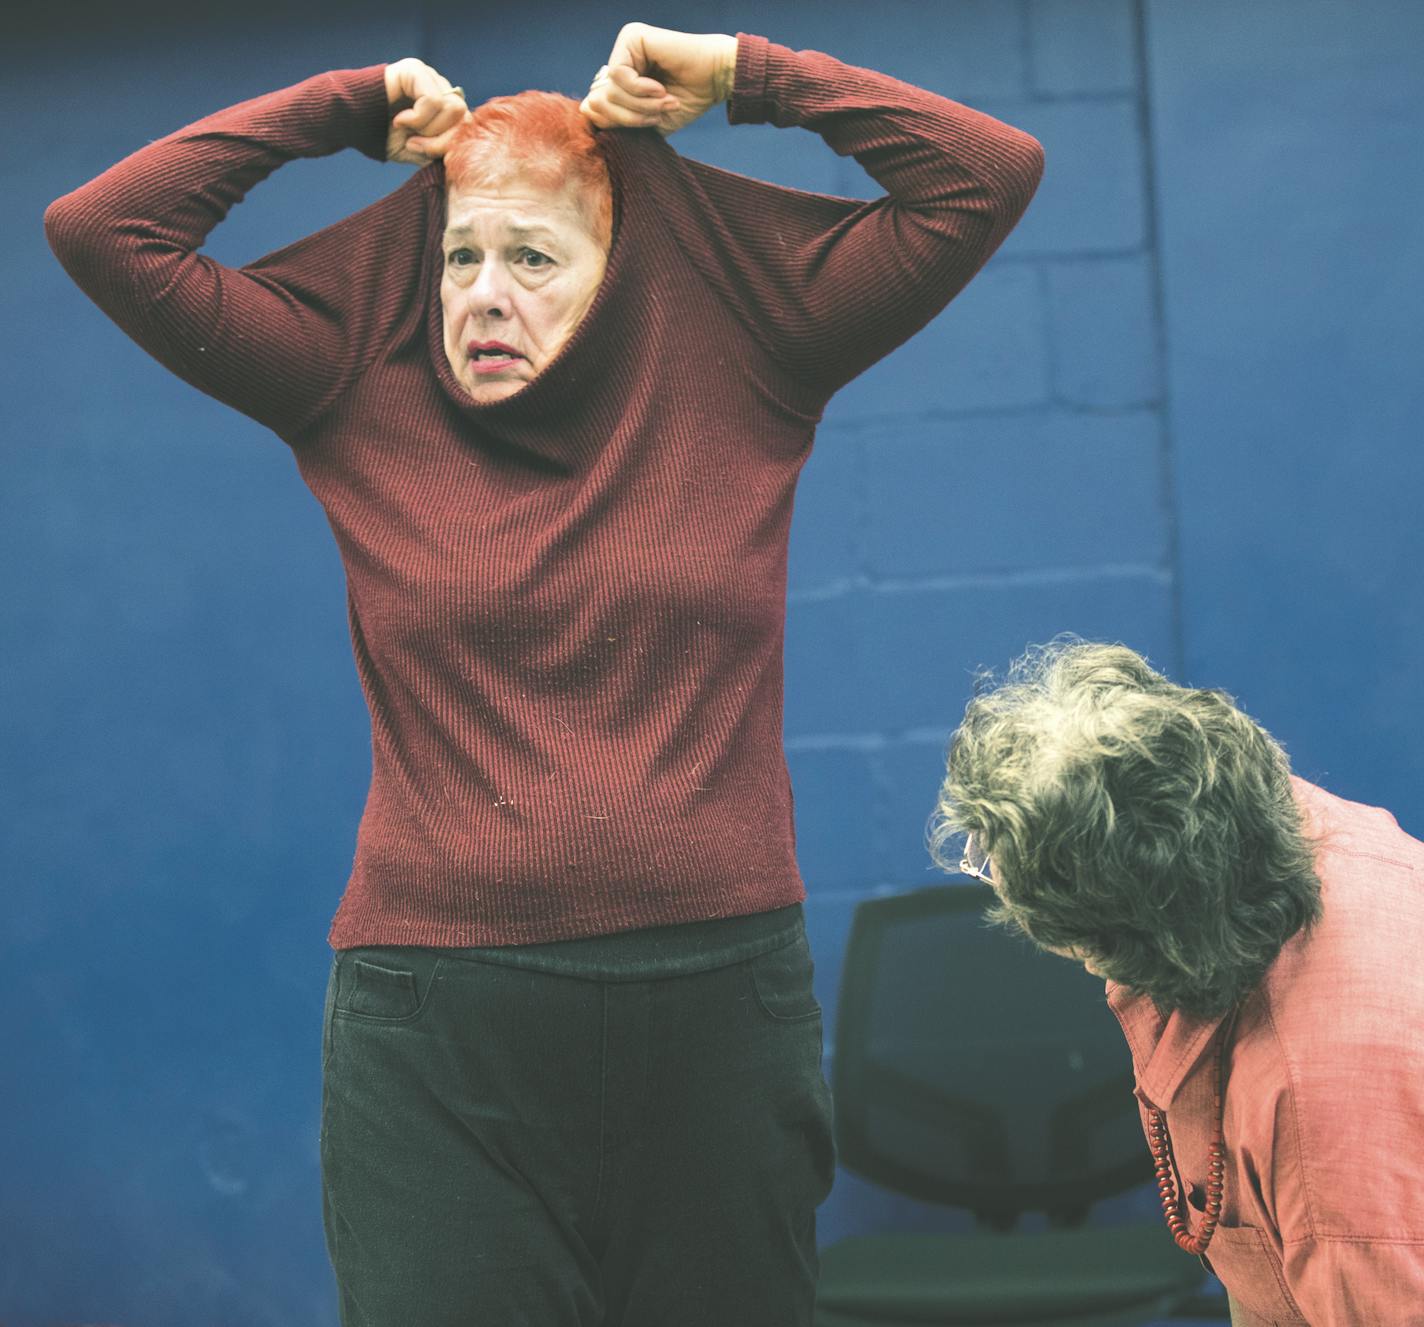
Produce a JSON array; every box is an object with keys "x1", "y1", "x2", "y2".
[
  {"x1": 323, "y1": 65, "x2": 392, "y2": 163},
  {"x1": 727, "y1": 33, "x2": 772, "y2": 126}
]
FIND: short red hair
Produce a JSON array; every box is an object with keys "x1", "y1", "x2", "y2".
[{"x1": 444, "y1": 92, "x2": 614, "y2": 251}]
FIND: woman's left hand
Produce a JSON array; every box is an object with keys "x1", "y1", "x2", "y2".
[{"x1": 580, "y1": 23, "x2": 738, "y2": 136}]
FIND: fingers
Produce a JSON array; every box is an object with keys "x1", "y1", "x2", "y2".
[
  {"x1": 605, "y1": 22, "x2": 651, "y2": 85},
  {"x1": 390, "y1": 57, "x2": 450, "y2": 104},
  {"x1": 579, "y1": 60, "x2": 679, "y2": 129},
  {"x1": 387, "y1": 57, "x2": 467, "y2": 123},
  {"x1": 406, "y1": 109, "x2": 472, "y2": 161},
  {"x1": 608, "y1": 60, "x2": 669, "y2": 101},
  {"x1": 394, "y1": 87, "x2": 468, "y2": 138}
]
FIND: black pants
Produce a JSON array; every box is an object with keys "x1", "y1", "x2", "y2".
[{"x1": 320, "y1": 933, "x2": 835, "y2": 1325}]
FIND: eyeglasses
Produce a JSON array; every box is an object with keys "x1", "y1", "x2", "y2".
[{"x1": 959, "y1": 836, "x2": 996, "y2": 887}]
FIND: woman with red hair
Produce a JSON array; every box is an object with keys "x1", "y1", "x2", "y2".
[{"x1": 46, "y1": 22, "x2": 1042, "y2": 1325}]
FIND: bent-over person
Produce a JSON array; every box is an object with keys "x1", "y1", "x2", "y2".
[{"x1": 932, "y1": 640, "x2": 1424, "y2": 1326}]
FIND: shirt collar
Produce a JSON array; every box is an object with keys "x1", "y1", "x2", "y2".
[{"x1": 1106, "y1": 981, "x2": 1228, "y2": 1111}]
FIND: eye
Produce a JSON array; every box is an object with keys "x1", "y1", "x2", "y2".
[
  {"x1": 447, "y1": 247, "x2": 476, "y2": 267},
  {"x1": 517, "y1": 247, "x2": 554, "y2": 269}
]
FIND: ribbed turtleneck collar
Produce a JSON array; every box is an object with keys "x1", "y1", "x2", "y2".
[{"x1": 423, "y1": 129, "x2": 667, "y2": 469}]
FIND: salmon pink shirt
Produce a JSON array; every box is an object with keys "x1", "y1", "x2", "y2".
[{"x1": 1109, "y1": 778, "x2": 1424, "y2": 1325}]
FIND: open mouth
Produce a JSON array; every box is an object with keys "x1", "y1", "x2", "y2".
[{"x1": 468, "y1": 341, "x2": 524, "y2": 370}]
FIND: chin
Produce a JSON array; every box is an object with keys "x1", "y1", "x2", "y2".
[{"x1": 465, "y1": 376, "x2": 528, "y2": 404}]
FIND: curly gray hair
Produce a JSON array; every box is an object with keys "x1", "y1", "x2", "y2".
[{"x1": 930, "y1": 640, "x2": 1322, "y2": 1018}]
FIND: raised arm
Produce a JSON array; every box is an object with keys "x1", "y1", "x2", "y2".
[
  {"x1": 581, "y1": 25, "x2": 1044, "y2": 399},
  {"x1": 44, "y1": 62, "x2": 465, "y2": 437}
]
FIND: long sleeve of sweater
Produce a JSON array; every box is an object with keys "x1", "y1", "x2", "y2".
[
  {"x1": 40, "y1": 41, "x2": 1044, "y2": 950},
  {"x1": 43, "y1": 66, "x2": 427, "y2": 436},
  {"x1": 667, "y1": 33, "x2": 1044, "y2": 400}
]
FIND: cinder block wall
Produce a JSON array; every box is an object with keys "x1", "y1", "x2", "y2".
[{"x1": 754, "y1": 0, "x2": 1177, "y2": 1245}]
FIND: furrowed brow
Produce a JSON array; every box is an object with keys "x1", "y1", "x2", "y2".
[
  {"x1": 442, "y1": 222, "x2": 561, "y2": 248},
  {"x1": 506, "y1": 224, "x2": 560, "y2": 246}
]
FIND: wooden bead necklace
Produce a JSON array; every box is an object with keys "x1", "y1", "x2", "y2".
[{"x1": 1148, "y1": 1006, "x2": 1240, "y2": 1255}]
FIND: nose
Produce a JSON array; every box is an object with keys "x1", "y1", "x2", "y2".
[{"x1": 468, "y1": 257, "x2": 512, "y2": 319}]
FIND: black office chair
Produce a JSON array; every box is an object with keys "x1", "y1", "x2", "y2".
[{"x1": 815, "y1": 884, "x2": 1221, "y2": 1327}]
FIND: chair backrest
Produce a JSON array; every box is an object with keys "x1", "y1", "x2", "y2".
[{"x1": 832, "y1": 883, "x2": 1152, "y2": 1227}]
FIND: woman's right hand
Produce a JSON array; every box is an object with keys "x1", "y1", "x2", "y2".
[{"x1": 385, "y1": 58, "x2": 469, "y2": 164}]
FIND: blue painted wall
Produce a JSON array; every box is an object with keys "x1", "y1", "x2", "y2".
[
  {"x1": 3, "y1": 1, "x2": 1419, "y2": 1321},
  {"x1": 1145, "y1": 0, "x2": 1424, "y2": 821}
]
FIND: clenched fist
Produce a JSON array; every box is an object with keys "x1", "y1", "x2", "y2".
[
  {"x1": 384, "y1": 57, "x2": 469, "y2": 164},
  {"x1": 580, "y1": 24, "x2": 738, "y2": 136}
]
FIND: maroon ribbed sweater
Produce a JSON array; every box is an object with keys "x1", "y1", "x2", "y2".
[{"x1": 45, "y1": 35, "x2": 1042, "y2": 947}]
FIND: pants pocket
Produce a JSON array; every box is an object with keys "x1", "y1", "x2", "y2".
[
  {"x1": 332, "y1": 946, "x2": 444, "y2": 1024},
  {"x1": 747, "y1": 933, "x2": 822, "y2": 1023}
]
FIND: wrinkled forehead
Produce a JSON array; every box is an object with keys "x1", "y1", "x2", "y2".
[{"x1": 444, "y1": 178, "x2": 595, "y2": 244}]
